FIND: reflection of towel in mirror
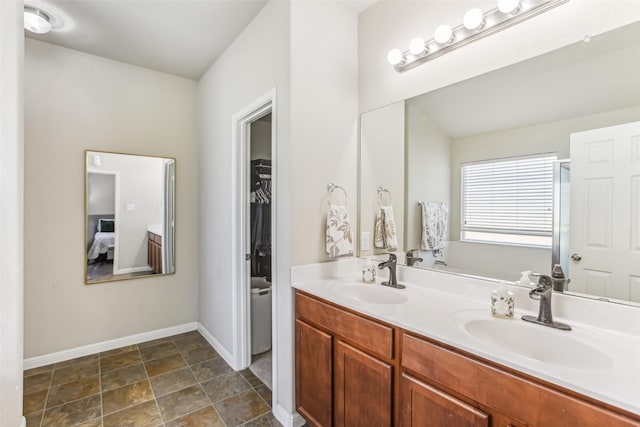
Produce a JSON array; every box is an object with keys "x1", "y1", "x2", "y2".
[
  {"x1": 374, "y1": 206, "x2": 398, "y2": 250},
  {"x1": 420, "y1": 202, "x2": 448, "y2": 253},
  {"x1": 326, "y1": 205, "x2": 354, "y2": 258}
]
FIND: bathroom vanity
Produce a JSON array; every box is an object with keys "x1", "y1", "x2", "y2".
[{"x1": 293, "y1": 265, "x2": 640, "y2": 427}]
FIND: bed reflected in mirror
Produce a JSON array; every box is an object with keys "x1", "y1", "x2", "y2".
[{"x1": 85, "y1": 150, "x2": 176, "y2": 284}]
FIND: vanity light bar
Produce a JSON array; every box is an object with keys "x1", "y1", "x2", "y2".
[{"x1": 388, "y1": 0, "x2": 569, "y2": 73}]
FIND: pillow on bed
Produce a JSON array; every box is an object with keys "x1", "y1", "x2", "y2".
[{"x1": 98, "y1": 219, "x2": 115, "y2": 232}]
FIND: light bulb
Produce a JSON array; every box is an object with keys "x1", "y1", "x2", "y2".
[
  {"x1": 497, "y1": 0, "x2": 520, "y2": 14},
  {"x1": 387, "y1": 49, "x2": 404, "y2": 66},
  {"x1": 24, "y1": 6, "x2": 52, "y2": 34},
  {"x1": 434, "y1": 24, "x2": 453, "y2": 44},
  {"x1": 409, "y1": 37, "x2": 426, "y2": 55},
  {"x1": 463, "y1": 8, "x2": 484, "y2": 30}
]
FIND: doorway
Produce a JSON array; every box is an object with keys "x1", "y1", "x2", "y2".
[
  {"x1": 86, "y1": 170, "x2": 120, "y2": 282},
  {"x1": 231, "y1": 90, "x2": 277, "y2": 407},
  {"x1": 248, "y1": 113, "x2": 273, "y2": 389}
]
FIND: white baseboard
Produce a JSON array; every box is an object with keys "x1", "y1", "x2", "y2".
[
  {"x1": 274, "y1": 404, "x2": 305, "y2": 427},
  {"x1": 114, "y1": 266, "x2": 153, "y2": 275},
  {"x1": 196, "y1": 323, "x2": 235, "y2": 368},
  {"x1": 23, "y1": 322, "x2": 198, "y2": 370},
  {"x1": 19, "y1": 416, "x2": 26, "y2": 427}
]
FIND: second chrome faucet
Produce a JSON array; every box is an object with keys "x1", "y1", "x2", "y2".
[{"x1": 378, "y1": 253, "x2": 405, "y2": 289}]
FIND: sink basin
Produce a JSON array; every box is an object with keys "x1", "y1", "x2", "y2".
[
  {"x1": 454, "y1": 314, "x2": 613, "y2": 370},
  {"x1": 332, "y1": 283, "x2": 409, "y2": 305}
]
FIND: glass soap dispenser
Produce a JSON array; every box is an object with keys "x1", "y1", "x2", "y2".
[
  {"x1": 491, "y1": 281, "x2": 514, "y2": 319},
  {"x1": 361, "y1": 258, "x2": 376, "y2": 283}
]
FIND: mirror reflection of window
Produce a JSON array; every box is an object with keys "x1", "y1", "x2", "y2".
[
  {"x1": 85, "y1": 151, "x2": 176, "y2": 284},
  {"x1": 461, "y1": 154, "x2": 557, "y2": 247}
]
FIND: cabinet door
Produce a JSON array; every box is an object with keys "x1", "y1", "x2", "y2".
[
  {"x1": 400, "y1": 374, "x2": 489, "y2": 427},
  {"x1": 334, "y1": 340, "x2": 393, "y2": 427},
  {"x1": 295, "y1": 320, "x2": 333, "y2": 427}
]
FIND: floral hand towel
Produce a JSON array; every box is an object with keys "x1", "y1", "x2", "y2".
[
  {"x1": 326, "y1": 205, "x2": 354, "y2": 258},
  {"x1": 420, "y1": 201, "x2": 448, "y2": 252},
  {"x1": 374, "y1": 206, "x2": 398, "y2": 250}
]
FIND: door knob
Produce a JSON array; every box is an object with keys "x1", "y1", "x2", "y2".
[{"x1": 570, "y1": 253, "x2": 582, "y2": 261}]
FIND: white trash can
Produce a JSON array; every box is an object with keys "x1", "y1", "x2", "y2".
[{"x1": 251, "y1": 277, "x2": 272, "y2": 355}]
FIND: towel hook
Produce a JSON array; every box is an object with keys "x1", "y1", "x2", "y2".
[
  {"x1": 377, "y1": 186, "x2": 393, "y2": 208},
  {"x1": 327, "y1": 183, "x2": 348, "y2": 206}
]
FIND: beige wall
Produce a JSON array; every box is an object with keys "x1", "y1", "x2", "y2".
[
  {"x1": 24, "y1": 39, "x2": 199, "y2": 358},
  {"x1": 197, "y1": 0, "x2": 293, "y2": 412},
  {"x1": 290, "y1": 0, "x2": 359, "y2": 266},
  {"x1": 359, "y1": 101, "x2": 405, "y2": 257},
  {"x1": 405, "y1": 103, "x2": 451, "y2": 251}
]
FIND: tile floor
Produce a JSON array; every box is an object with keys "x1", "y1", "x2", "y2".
[{"x1": 23, "y1": 331, "x2": 280, "y2": 427}]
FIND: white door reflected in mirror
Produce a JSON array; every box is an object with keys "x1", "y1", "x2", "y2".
[{"x1": 85, "y1": 150, "x2": 176, "y2": 284}]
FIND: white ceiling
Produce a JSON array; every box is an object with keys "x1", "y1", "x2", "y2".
[
  {"x1": 25, "y1": 0, "x2": 269, "y2": 80},
  {"x1": 24, "y1": 0, "x2": 378, "y2": 81},
  {"x1": 407, "y1": 22, "x2": 640, "y2": 139}
]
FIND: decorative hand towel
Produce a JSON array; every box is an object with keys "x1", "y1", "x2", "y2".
[
  {"x1": 420, "y1": 202, "x2": 448, "y2": 253},
  {"x1": 374, "y1": 206, "x2": 398, "y2": 250},
  {"x1": 326, "y1": 204, "x2": 354, "y2": 258}
]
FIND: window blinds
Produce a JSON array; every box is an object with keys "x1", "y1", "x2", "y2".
[{"x1": 461, "y1": 154, "x2": 556, "y2": 245}]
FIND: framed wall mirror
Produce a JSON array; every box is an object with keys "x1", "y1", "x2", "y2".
[
  {"x1": 85, "y1": 150, "x2": 176, "y2": 284},
  {"x1": 359, "y1": 21, "x2": 640, "y2": 306}
]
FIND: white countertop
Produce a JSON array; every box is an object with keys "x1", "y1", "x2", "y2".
[{"x1": 292, "y1": 260, "x2": 640, "y2": 416}]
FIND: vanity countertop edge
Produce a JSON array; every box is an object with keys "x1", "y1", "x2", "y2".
[{"x1": 291, "y1": 259, "x2": 640, "y2": 417}]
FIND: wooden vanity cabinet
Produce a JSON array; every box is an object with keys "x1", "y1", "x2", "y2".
[
  {"x1": 295, "y1": 319, "x2": 333, "y2": 426},
  {"x1": 295, "y1": 291, "x2": 396, "y2": 427},
  {"x1": 401, "y1": 332, "x2": 639, "y2": 427},
  {"x1": 148, "y1": 231, "x2": 162, "y2": 274},
  {"x1": 295, "y1": 291, "x2": 640, "y2": 427}
]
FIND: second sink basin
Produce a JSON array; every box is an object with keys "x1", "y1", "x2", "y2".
[
  {"x1": 452, "y1": 311, "x2": 613, "y2": 370},
  {"x1": 331, "y1": 282, "x2": 409, "y2": 305}
]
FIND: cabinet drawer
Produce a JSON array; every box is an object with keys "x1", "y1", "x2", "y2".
[
  {"x1": 295, "y1": 292, "x2": 394, "y2": 360},
  {"x1": 400, "y1": 373, "x2": 489, "y2": 427},
  {"x1": 402, "y1": 333, "x2": 639, "y2": 427}
]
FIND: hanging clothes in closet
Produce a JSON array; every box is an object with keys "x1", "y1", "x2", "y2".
[{"x1": 250, "y1": 159, "x2": 272, "y2": 281}]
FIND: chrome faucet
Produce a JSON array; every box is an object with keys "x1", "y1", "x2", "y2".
[
  {"x1": 522, "y1": 273, "x2": 571, "y2": 330},
  {"x1": 406, "y1": 249, "x2": 423, "y2": 267},
  {"x1": 378, "y1": 253, "x2": 405, "y2": 289}
]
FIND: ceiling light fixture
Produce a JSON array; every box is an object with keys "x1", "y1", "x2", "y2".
[
  {"x1": 24, "y1": 5, "x2": 52, "y2": 34},
  {"x1": 409, "y1": 37, "x2": 427, "y2": 55},
  {"x1": 434, "y1": 24, "x2": 453, "y2": 44},
  {"x1": 387, "y1": 49, "x2": 404, "y2": 66},
  {"x1": 387, "y1": 0, "x2": 569, "y2": 73},
  {"x1": 463, "y1": 8, "x2": 485, "y2": 31},
  {"x1": 498, "y1": 0, "x2": 521, "y2": 14}
]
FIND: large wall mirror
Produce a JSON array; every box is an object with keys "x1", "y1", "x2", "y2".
[
  {"x1": 85, "y1": 150, "x2": 176, "y2": 284},
  {"x1": 360, "y1": 22, "x2": 640, "y2": 306}
]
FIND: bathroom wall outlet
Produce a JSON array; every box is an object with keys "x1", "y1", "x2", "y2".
[{"x1": 361, "y1": 232, "x2": 371, "y2": 251}]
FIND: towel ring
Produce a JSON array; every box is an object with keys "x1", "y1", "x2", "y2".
[
  {"x1": 377, "y1": 187, "x2": 393, "y2": 208},
  {"x1": 327, "y1": 183, "x2": 348, "y2": 206}
]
